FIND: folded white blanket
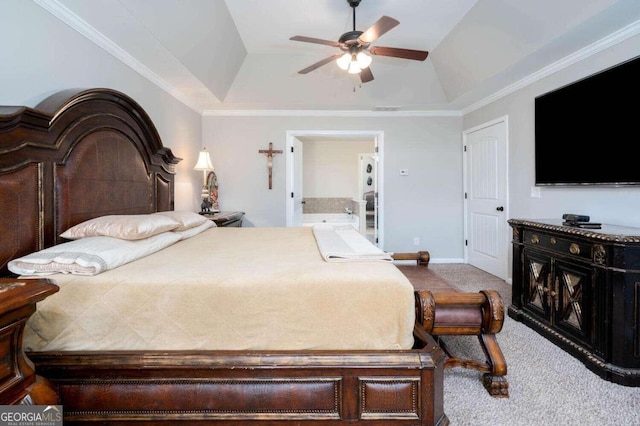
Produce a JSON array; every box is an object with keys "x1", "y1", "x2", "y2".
[
  {"x1": 8, "y1": 232, "x2": 182, "y2": 276},
  {"x1": 312, "y1": 224, "x2": 393, "y2": 262}
]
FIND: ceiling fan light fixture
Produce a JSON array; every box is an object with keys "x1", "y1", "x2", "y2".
[
  {"x1": 356, "y1": 51, "x2": 372, "y2": 68},
  {"x1": 347, "y1": 58, "x2": 362, "y2": 74},
  {"x1": 337, "y1": 53, "x2": 351, "y2": 70},
  {"x1": 290, "y1": 0, "x2": 428, "y2": 84}
]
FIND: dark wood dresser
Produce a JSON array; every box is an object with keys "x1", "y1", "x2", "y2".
[
  {"x1": 508, "y1": 219, "x2": 640, "y2": 386},
  {"x1": 0, "y1": 278, "x2": 60, "y2": 404}
]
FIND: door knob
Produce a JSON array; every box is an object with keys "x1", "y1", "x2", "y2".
[{"x1": 496, "y1": 206, "x2": 504, "y2": 211}]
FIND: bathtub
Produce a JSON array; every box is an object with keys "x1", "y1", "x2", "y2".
[{"x1": 302, "y1": 213, "x2": 359, "y2": 230}]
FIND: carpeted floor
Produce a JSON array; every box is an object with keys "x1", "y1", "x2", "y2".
[{"x1": 406, "y1": 263, "x2": 639, "y2": 426}]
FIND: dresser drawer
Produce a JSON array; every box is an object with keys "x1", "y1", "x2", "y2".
[{"x1": 523, "y1": 230, "x2": 591, "y2": 261}]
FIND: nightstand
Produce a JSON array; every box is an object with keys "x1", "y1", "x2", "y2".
[
  {"x1": 203, "y1": 211, "x2": 245, "y2": 227},
  {"x1": 0, "y1": 278, "x2": 60, "y2": 405}
]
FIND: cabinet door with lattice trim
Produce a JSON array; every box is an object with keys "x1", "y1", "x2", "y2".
[
  {"x1": 522, "y1": 250, "x2": 553, "y2": 322},
  {"x1": 553, "y1": 259, "x2": 592, "y2": 346}
]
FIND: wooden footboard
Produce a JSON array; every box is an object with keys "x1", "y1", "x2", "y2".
[
  {"x1": 28, "y1": 337, "x2": 449, "y2": 425},
  {"x1": 24, "y1": 286, "x2": 509, "y2": 425}
]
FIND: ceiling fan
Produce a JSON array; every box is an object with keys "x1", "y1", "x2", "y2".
[{"x1": 290, "y1": 0, "x2": 429, "y2": 83}]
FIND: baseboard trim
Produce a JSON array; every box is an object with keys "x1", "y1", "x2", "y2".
[{"x1": 429, "y1": 258, "x2": 465, "y2": 264}]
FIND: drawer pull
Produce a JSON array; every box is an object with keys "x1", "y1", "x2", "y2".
[
  {"x1": 550, "y1": 237, "x2": 557, "y2": 245},
  {"x1": 531, "y1": 235, "x2": 539, "y2": 244},
  {"x1": 569, "y1": 243, "x2": 580, "y2": 255}
]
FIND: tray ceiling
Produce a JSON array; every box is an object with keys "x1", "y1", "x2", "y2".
[{"x1": 46, "y1": 0, "x2": 640, "y2": 113}]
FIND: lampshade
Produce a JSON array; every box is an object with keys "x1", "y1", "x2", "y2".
[
  {"x1": 347, "y1": 58, "x2": 361, "y2": 74},
  {"x1": 193, "y1": 148, "x2": 214, "y2": 171},
  {"x1": 356, "y1": 51, "x2": 372, "y2": 69},
  {"x1": 337, "y1": 53, "x2": 351, "y2": 70}
]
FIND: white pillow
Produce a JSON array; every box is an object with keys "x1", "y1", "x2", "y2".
[
  {"x1": 60, "y1": 214, "x2": 180, "y2": 240},
  {"x1": 154, "y1": 210, "x2": 208, "y2": 231},
  {"x1": 172, "y1": 219, "x2": 215, "y2": 240},
  {"x1": 8, "y1": 232, "x2": 182, "y2": 276}
]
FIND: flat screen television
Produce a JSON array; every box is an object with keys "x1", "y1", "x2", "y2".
[{"x1": 535, "y1": 55, "x2": 640, "y2": 186}]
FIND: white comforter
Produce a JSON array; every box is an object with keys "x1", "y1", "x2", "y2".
[{"x1": 24, "y1": 227, "x2": 415, "y2": 352}]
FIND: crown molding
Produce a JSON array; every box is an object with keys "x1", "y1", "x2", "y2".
[
  {"x1": 34, "y1": 0, "x2": 203, "y2": 114},
  {"x1": 202, "y1": 109, "x2": 462, "y2": 117},
  {"x1": 462, "y1": 19, "x2": 640, "y2": 115}
]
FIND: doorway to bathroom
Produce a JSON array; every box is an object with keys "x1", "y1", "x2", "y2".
[{"x1": 285, "y1": 130, "x2": 384, "y2": 248}]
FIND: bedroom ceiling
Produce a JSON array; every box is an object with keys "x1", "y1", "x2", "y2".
[{"x1": 50, "y1": 0, "x2": 640, "y2": 113}]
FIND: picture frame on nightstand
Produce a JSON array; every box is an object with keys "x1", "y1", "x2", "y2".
[{"x1": 206, "y1": 171, "x2": 219, "y2": 213}]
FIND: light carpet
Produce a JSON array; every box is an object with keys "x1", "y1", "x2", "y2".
[{"x1": 428, "y1": 264, "x2": 640, "y2": 426}]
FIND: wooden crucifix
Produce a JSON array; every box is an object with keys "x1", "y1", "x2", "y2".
[{"x1": 258, "y1": 142, "x2": 283, "y2": 189}]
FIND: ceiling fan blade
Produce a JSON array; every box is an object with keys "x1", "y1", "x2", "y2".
[
  {"x1": 357, "y1": 16, "x2": 399, "y2": 44},
  {"x1": 297, "y1": 54, "x2": 342, "y2": 74},
  {"x1": 360, "y1": 67, "x2": 374, "y2": 83},
  {"x1": 369, "y1": 46, "x2": 429, "y2": 61},
  {"x1": 290, "y1": 35, "x2": 341, "y2": 48}
]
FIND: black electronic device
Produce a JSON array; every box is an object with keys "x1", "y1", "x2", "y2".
[
  {"x1": 535, "y1": 55, "x2": 640, "y2": 186},
  {"x1": 561, "y1": 213, "x2": 601, "y2": 229},
  {"x1": 562, "y1": 214, "x2": 590, "y2": 222},
  {"x1": 562, "y1": 221, "x2": 602, "y2": 229}
]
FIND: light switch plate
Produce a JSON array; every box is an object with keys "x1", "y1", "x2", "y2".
[{"x1": 530, "y1": 186, "x2": 541, "y2": 198}]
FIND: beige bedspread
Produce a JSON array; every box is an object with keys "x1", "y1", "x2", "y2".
[{"x1": 24, "y1": 227, "x2": 415, "y2": 351}]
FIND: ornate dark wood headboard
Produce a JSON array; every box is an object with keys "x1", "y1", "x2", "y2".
[{"x1": 0, "y1": 88, "x2": 181, "y2": 276}]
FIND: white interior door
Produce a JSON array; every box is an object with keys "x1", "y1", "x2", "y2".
[{"x1": 464, "y1": 117, "x2": 509, "y2": 280}]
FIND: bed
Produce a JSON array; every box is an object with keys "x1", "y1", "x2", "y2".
[{"x1": 0, "y1": 88, "x2": 505, "y2": 424}]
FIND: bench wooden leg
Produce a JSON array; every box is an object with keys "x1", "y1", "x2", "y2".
[
  {"x1": 414, "y1": 289, "x2": 509, "y2": 397},
  {"x1": 479, "y1": 333, "x2": 509, "y2": 397}
]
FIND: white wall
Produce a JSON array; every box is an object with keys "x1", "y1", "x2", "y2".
[
  {"x1": 202, "y1": 115, "x2": 464, "y2": 257},
  {"x1": 302, "y1": 139, "x2": 374, "y2": 199},
  {"x1": 0, "y1": 0, "x2": 203, "y2": 211}
]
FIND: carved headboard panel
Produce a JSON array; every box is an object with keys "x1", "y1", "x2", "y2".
[{"x1": 0, "y1": 88, "x2": 181, "y2": 276}]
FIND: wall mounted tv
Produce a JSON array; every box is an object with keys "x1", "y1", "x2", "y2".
[{"x1": 535, "y1": 55, "x2": 640, "y2": 186}]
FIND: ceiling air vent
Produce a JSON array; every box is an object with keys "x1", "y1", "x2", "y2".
[{"x1": 373, "y1": 106, "x2": 402, "y2": 111}]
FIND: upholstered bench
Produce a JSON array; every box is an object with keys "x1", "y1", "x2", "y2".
[{"x1": 393, "y1": 252, "x2": 509, "y2": 397}]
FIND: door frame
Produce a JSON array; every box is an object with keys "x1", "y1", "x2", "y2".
[
  {"x1": 285, "y1": 130, "x2": 384, "y2": 248},
  {"x1": 462, "y1": 116, "x2": 510, "y2": 281}
]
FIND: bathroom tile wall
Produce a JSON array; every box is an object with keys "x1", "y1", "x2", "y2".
[{"x1": 303, "y1": 197, "x2": 353, "y2": 214}]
